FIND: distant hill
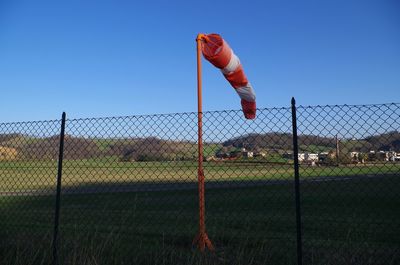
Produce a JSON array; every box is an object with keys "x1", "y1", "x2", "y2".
[
  {"x1": 105, "y1": 137, "x2": 196, "y2": 161},
  {"x1": 0, "y1": 133, "x2": 201, "y2": 161},
  {"x1": 0, "y1": 133, "x2": 33, "y2": 149},
  {"x1": 222, "y1": 131, "x2": 400, "y2": 153},
  {"x1": 0, "y1": 134, "x2": 102, "y2": 160},
  {"x1": 222, "y1": 133, "x2": 336, "y2": 152},
  {"x1": 0, "y1": 133, "x2": 24, "y2": 143},
  {"x1": 19, "y1": 135, "x2": 102, "y2": 160},
  {"x1": 0, "y1": 130, "x2": 398, "y2": 161},
  {"x1": 223, "y1": 133, "x2": 293, "y2": 151},
  {"x1": 364, "y1": 131, "x2": 400, "y2": 151}
]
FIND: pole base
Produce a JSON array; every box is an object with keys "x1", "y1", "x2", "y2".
[{"x1": 193, "y1": 232, "x2": 214, "y2": 252}]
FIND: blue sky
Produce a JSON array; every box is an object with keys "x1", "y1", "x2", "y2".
[{"x1": 1, "y1": 0, "x2": 399, "y2": 122}]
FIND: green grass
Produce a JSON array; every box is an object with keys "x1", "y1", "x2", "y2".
[
  {"x1": 0, "y1": 173, "x2": 399, "y2": 264},
  {"x1": 0, "y1": 159, "x2": 399, "y2": 264},
  {"x1": 1, "y1": 159, "x2": 400, "y2": 192}
]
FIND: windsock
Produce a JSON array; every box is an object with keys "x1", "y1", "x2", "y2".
[{"x1": 200, "y1": 33, "x2": 256, "y2": 119}]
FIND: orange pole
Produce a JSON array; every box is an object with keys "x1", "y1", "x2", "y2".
[{"x1": 193, "y1": 33, "x2": 214, "y2": 252}]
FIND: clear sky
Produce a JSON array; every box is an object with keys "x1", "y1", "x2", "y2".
[{"x1": 1, "y1": 0, "x2": 399, "y2": 122}]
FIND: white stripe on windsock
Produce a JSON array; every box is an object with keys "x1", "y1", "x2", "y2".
[
  {"x1": 214, "y1": 46, "x2": 222, "y2": 57},
  {"x1": 235, "y1": 84, "x2": 256, "y2": 102},
  {"x1": 221, "y1": 51, "x2": 240, "y2": 74}
]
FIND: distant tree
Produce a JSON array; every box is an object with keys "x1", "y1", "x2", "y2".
[
  {"x1": 19, "y1": 135, "x2": 101, "y2": 160},
  {"x1": 117, "y1": 137, "x2": 192, "y2": 162},
  {"x1": 364, "y1": 131, "x2": 400, "y2": 152}
]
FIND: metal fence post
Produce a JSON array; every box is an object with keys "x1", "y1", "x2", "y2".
[
  {"x1": 52, "y1": 112, "x2": 66, "y2": 265},
  {"x1": 291, "y1": 98, "x2": 303, "y2": 265}
]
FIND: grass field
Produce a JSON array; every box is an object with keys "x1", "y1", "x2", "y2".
[
  {"x1": 1, "y1": 159, "x2": 399, "y2": 192},
  {"x1": 0, "y1": 160, "x2": 399, "y2": 264}
]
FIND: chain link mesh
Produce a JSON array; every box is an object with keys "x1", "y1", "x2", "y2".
[
  {"x1": 0, "y1": 103, "x2": 399, "y2": 264},
  {"x1": 0, "y1": 120, "x2": 60, "y2": 262},
  {"x1": 296, "y1": 103, "x2": 400, "y2": 265}
]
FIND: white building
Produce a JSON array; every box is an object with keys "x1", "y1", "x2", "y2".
[
  {"x1": 242, "y1": 151, "x2": 254, "y2": 158},
  {"x1": 349, "y1": 151, "x2": 359, "y2": 158},
  {"x1": 298, "y1": 152, "x2": 319, "y2": 162},
  {"x1": 388, "y1": 151, "x2": 400, "y2": 161}
]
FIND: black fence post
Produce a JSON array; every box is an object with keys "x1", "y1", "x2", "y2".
[
  {"x1": 291, "y1": 98, "x2": 303, "y2": 265},
  {"x1": 52, "y1": 112, "x2": 66, "y2": 265}
]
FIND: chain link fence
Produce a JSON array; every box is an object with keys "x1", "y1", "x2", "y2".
[
  {"x1": 297, "y1": 104, "x2": 400, "y2": 265},
  {"x1": 0, "y1": 102, "x2": 399, "y2": 265}
]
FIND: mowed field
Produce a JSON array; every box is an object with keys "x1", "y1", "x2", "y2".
[
  {"x1": 0, "y1": 160, "x2": 399, "y2": 265},
  {"x1": 0, "y1": 159, "x2": 400, "y2": 192}
]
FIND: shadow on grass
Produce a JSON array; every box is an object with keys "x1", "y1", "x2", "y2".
[{"x1": 0, "y1": 174, "x2": 399, "y2": 264}]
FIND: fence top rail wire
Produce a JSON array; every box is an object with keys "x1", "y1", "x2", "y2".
[
  {"x1": 64, "y1": 106, "x2": 292, "y2": 123},
  {"x1": 0, "y1": 102, "x2": 398, "y2": 125},
  {"x1": 0, "y1": 119, "x2": 60, "y2": 126},
  {"x1": 296, "y1": 102, "x2": 400, "y2": 109}
]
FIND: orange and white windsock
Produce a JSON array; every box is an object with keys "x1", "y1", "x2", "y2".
[{"x1": 200, "y1": 33, "x2": 256, "y2": 119}]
